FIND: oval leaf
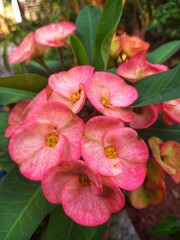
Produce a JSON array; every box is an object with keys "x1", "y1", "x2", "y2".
[
  {"x1": 70, "y1": 35, "x2": 89, "y2": 65},
  {"x1": 43, "y1": 206, "x2": 106, "y2": 240},
  {"x1": 147, "y1": 40, "x2": 180, "y2": 64},
  {"x1": 92, "y1": 0, "x2": 123, "y2": 70},
  {"x1": 131, "y1": 64, "x2": 180, "y2": 107},
  {"x1": 75, "y1": 6, "x2": 102, "y2": 64},
  {"x1": 0, "y1": 166, "x2": 54, "y2": 240},
  {"x1": 0, "y1": 87, "x2": 35, "y2": 105},
  {"x1": 0, "y1": 73, "x2": 47, "y2": 92}
]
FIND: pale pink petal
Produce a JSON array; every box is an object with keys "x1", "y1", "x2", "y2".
[
  {"x1": 83, "y1": 116, "x2": 124, "y2": 143},
  {"x1": 61, "y1": 176, "x2": 112, "y2": 226},
  {"x1": 9, "y1": 121, "x2": 64, "y2": 180},
  {"x1": 85, "y1": 71, "x2": 138, "y2": 120},
  {"x1": 35, "y1": 22, "x2": 76, "y2": 47},
  {"x1": 112, "y1": 161, "x2": 147, "y2": 190},
  {"x1": 48, "y1": 66, "x2": 94, "y2": 113},
  {"x1": 129, "y1": 105, "x2": 158, "y2": 129},
  {"x1": 25, "y1": 101, "x2": 73, "y2": 128},
  {"x1": 103, "y1": 127, "x2": 149, "y2": 163},
  {"x1": 5, "y1": 99, "x2": 31, "y2": 137},
  {"x1": 8, "y1": 33, "x2": 34, "y2": 64},
  {"x1": 42, "y1": 165, "x2": 77, "y2": 204}
]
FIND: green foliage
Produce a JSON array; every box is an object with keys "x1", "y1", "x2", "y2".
[
  {"x1": 0, "y1": 166, "x2": 54, "y2": 240},
  {"x1": 43, "y1": 207, "x2": 106, "y2": 240},
  {"x1": 70, "y1": 35, "x2": 89, "y2": 65},
  {"x1": 147, "y1": 40, "x2": 180, "y2": 64},
  {"x1": 131, "y1": 64, "x2": 180, "y2": 107},
  {"x1": 148, "y1": 0, "x2": 180, "y2": 39},
  {"x1": 149, "y1": 216, "x2": 180, "y2": 237},
  {"x1": 0, "y1": 74, "x2": 47, "y2": 92},
  {"x1": 138, "y1": 119, "x2": 180, "y2": 142},
  {"x1": 0, "y1": 87, "x2": 35, "y2": 105},
  {"x1": 75, "y1": 6, "x2": 102, "y2": 64},
  {"x1": 92, "y1": 0, "x2": 123, "y2": 70}
]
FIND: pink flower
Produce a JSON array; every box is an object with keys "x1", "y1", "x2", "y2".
[
  {"x1": 8, "y1": 32, "x2": 49, "y2": 64},
  {"x1": 85, "y1": 71, "x2": 138, "y2": 122},
  {"x1": 42, "y1": 160, "x2": 125, "y2": 226},
  {"x1": 8, "y1": 101, "x2": 84, "y2": 181},
  {"x1": 81, "y1": 116, "x2": 149, "y2": 190},
  {"x1": 35, "y1": 22, "x2": 76, "y2": 47},
  {"x1": 48, "y1": 66, "x2": 94, "y2": 113},
  {"x1": 129, "y1": 105, "x2": 158, "y2": 129},
  {"x1": 162, "y1": 98, "x2": 180, "y2": 125},
  {"x1": 116, "y1": 52, "x2": 168, "y2": 83},
  {"x1": 148, "y1": 137, "x2": 180, "y2": 183},
  {"x1": 120, "y1": 33, "x2": 150, "y2": 58},
  {"x1": 130, "y1": 159, "x2": 166, "y2": 209},
  {"x1": 5, "y1": 87, "x2": 49, "y2": 137}
]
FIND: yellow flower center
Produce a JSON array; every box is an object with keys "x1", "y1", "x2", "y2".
[
  {"x1": 71, "y1": 90, "x2": 81, "y2": 102},
  {"x1": 101, "y1": 97, "x2": 111, "y2": 106},
  {"x1": 79, "y1": 174, "x2": 91, "y2": 186},
  {"x1": 135, "y1": 67, "x2": 146, "y2": 80},
  {"x1": 104, "y1": 145, "x2": 118, "y2": 159},
  {"x1": 45, "y1": 130, "x2": 59, "y2": 147}
]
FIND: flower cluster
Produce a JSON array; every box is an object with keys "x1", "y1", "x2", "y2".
[{"x1": 6, "y1": 22, "x2": 180, "y2": 226}]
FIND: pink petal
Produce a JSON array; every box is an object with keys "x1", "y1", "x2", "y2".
[
  {"x1": 9, "y1": 121, "x2": 64, "y2": 180},
  {"x1": 5, "y1": 99, "x2": 31, "y2": 137},
  {"x1": 8, "y1": 33, "x2": 34, "y2": 64},
  {"x1": 112, "y1": 161, "x2": 147, "y2": 190},
  {"x1": 61, "y1": 176, "x2": 112, "y2": 226},
  {"x1": 129, "y1": 105, "x2": 158, "y2": 129},
  {"x1": 103, "y1": 127, "x2": 149, "y2": 163},
  {"x1": 35, "y1": 22, "x2": 76, "y2": 47}
]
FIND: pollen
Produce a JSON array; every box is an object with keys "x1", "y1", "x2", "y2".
[
  {"x1": 101, "y1": 97, "x2": 111, "y2": 106},
  {"x1": 79, "y1": 174, "x2": 91, "y2": 186},
  {"x1": 71, "y1": 89, "x2": 81, "y2": 101},
  {"x1": 45, "y1": 130, "x2": 59, "y2": 147},
  {"x1": 104, "y1": 145, "x2": 118, "y2": 159}
]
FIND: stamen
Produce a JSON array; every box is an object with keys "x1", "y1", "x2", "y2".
[
  {"x1": 79, "y1": 174, "x2": 91, "y2": 186},
  {"x1": 45, "y1": 129, "x2": 59, "y2": 147},
  {"x1": 101, "y1": 97, "x2": 111, "y2": 106},
  {"x1": 104, "y1": 145, "x2": 118, "y2": 159},
  {"x1": 71, "y1": 89, "x2": 81, "y2": 101}
]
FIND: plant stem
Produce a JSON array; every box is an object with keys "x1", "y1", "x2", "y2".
[{"x1": 35, "y1": 58, "x2": 56, "y2": 74}]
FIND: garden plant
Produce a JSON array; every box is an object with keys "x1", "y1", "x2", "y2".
[{"x1": 0, "y1": 0, "x2": 180, "y2": 239}]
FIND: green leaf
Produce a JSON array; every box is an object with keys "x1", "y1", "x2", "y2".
[
  {"x1": 138, "y1": 119, "x2": 180, "y2": 142},
  {"x1": 0, "y1": 73, "x2": 48, "y2": 92},
  {"x1": 149, "y1": 216, "x2": 180, "y2": 236},
  {"x1": 0, "y1": 87, "x2": 35, "y2": 105},
  {"x1": 0, "y1": 152, "x2": 14, "y2": 171},
  {"x1": 147, "y1": 40, "x2": 180, "y2": 64},
  {"x1": 92, "y1": 0, "x2": 123, "y2": 70},
  {"x1": 0, "y1": 112, "x2": 9, "y2": 153},
  {"x1": 131, "y1": 64, "x2": 180, "y2": 107},
  {"x1": 0, "y1": 166, "x2": 54, "y2": 240},
  {"x1": 43, "y1": 206, "x2": 106, "y2": 240},
  {"x1": 75, "y1": 6, "x2": 102, "y2": 64},
  {"x1": 70, "y1": 35, "x2": 89, "y2": 65}
]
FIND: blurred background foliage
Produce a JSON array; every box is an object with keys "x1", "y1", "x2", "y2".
[{"x1": 0, "y1": 0, "x2": 180, "y2": 74}]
